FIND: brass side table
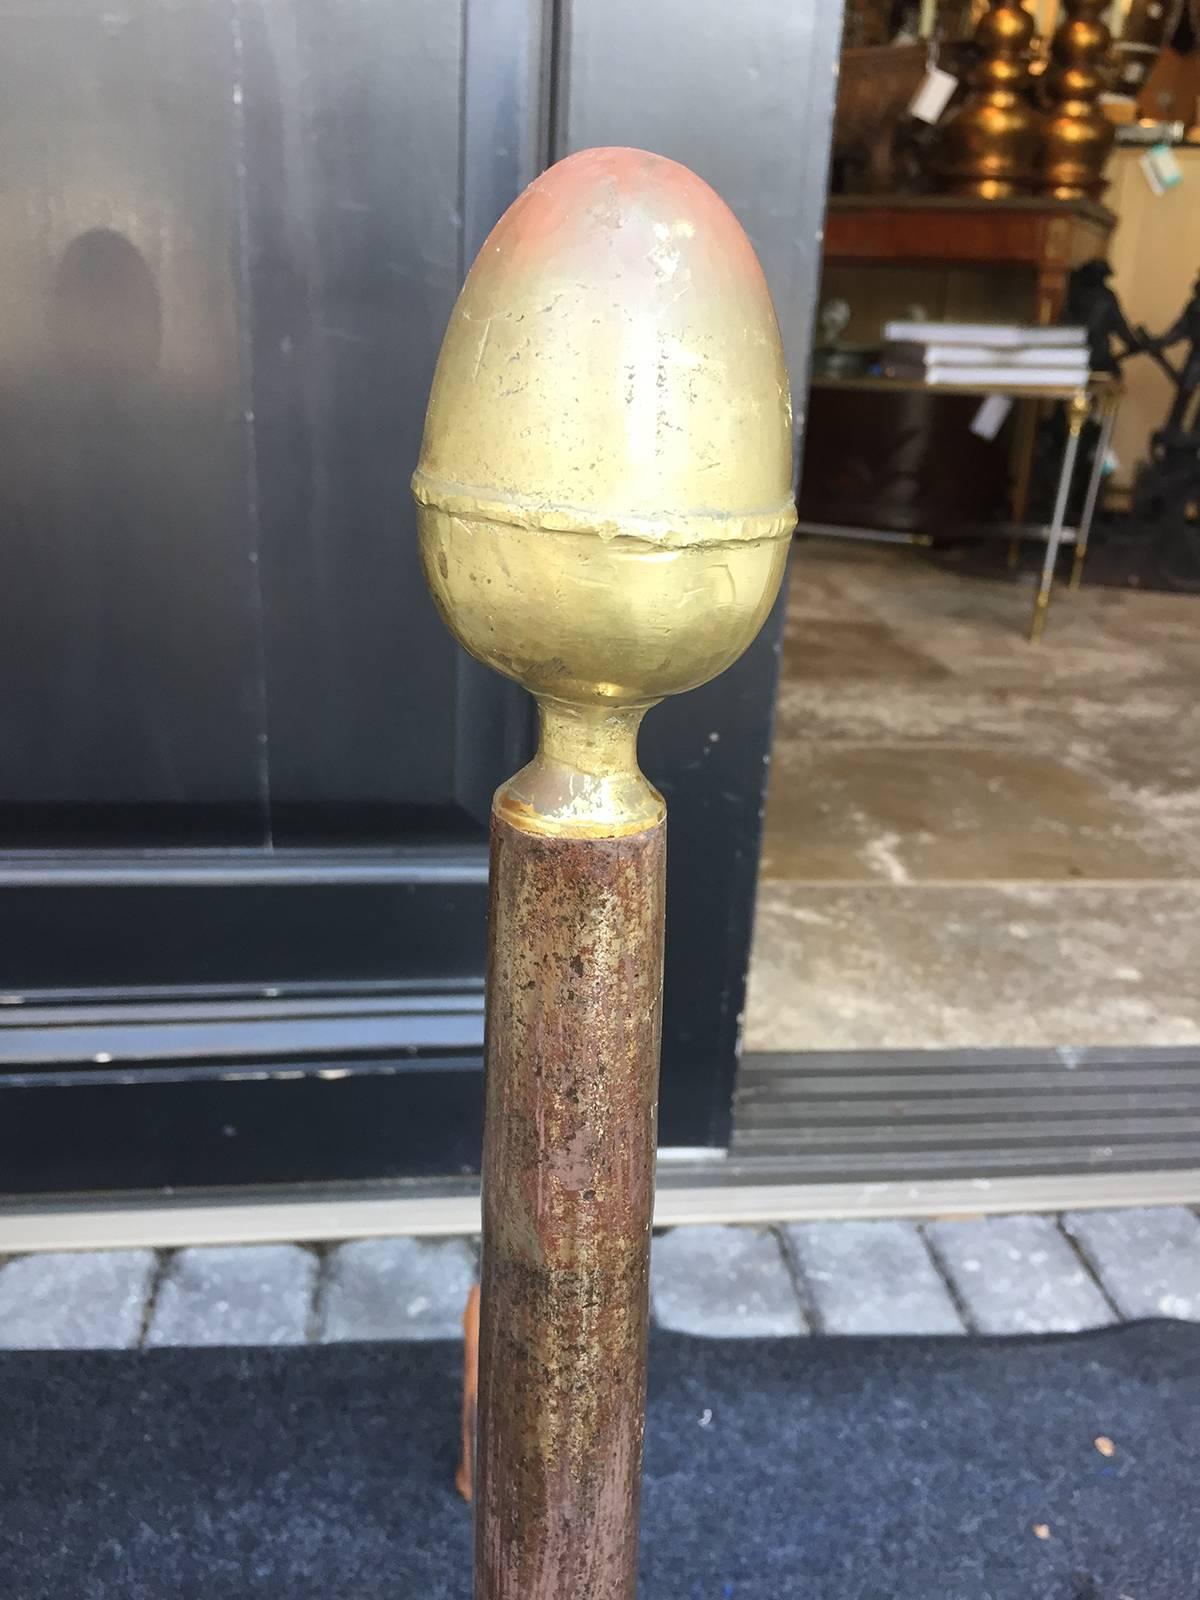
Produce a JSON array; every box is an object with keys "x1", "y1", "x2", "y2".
[{"x1": 800, "y1": 373, "x2": 1121, "y2": 642}]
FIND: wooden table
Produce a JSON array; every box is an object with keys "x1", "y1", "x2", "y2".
[{"x1": 824, "y1": 194, "x2": 1117, "y2": 325}]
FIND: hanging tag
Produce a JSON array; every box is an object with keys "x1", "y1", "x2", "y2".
[
  {"x1": 970, "y1": 395, "x2": 1013, "y2": 441},
  {"x1": 909, "y1": 65, "x2": 958, "y2": 124},
  {"x1": 1140, "y1": 142, "x2": 1183, "y2": 196}
]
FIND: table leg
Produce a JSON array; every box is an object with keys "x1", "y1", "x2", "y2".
[
  {"x1": 1010, "y1": 397, "x2": 1039, "y2": 528},
  {"x1": 1069, "y1": 392, "x2": 1118, "y2": 592},
  {"x1": 1029, "y1": 391, "x2": 1087, "y2": 644},
  {"x1": 1008, "y1": 397, "x2": 1039, "y2": 570},
  {"x1": 1016, "y1": 262, "x2": 1068, "y2": 567}
]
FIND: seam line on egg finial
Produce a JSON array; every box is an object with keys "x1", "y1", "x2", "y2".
[{"x1": 410, "y1": 471, "x2": 797, "y2": 547}]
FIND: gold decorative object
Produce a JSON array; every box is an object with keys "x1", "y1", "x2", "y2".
[
  {"x1": 933, "y1": 0, "x2": 1043, "y2": 198},
  {"x1": 1039, "y1": 0, "x2": 1117, "y2": 199},
  {"x1": 413, "y1": 146, "x2": 795, "y2": 1599}
]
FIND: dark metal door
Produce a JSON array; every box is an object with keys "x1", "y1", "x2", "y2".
[{"x1": 0, "y1": 0, "x2": 840, "y2": 1195}]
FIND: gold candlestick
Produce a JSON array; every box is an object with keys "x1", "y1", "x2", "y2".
[
  {"x1": 933, "y1": 0, "x2": 1043, "y2": 198},
  {"x1": 1039, "y1": 0, "x2": 1117, "y2": 200},
  {"x1": 413, "y1": 146, "x2": 795, "y2": 1600}
]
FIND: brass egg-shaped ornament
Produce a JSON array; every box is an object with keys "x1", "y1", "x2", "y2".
[{"x1": 413, "y1": 146, "x2": 795, "y2": 722}]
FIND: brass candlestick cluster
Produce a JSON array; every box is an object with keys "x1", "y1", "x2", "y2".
[{"x1": 934, "y1": 0, "x2": 1117, "y2": 200}]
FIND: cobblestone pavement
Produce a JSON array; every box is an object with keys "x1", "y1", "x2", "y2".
[{"x1": 2, "y1": 1208, "x2": 1199, "y2": 1348}]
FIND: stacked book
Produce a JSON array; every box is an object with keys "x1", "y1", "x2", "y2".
[{"x1": 880, "y1": 322, "x2": 1090, "y2": 387}]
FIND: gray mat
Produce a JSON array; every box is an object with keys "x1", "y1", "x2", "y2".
[{"x1": 1, "y1": 1322, "x2": 1196, "y2": 1598}]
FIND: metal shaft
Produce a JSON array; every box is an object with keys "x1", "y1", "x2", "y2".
[{"x1": 476, "y1": 802, "x2": 664, "y2": 1599}]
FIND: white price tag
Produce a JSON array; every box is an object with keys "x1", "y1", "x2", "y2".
[
  {"x1": 1140, "y1": 142, "x2": 1183, "y2": 196},
  {"x1": 970, "y1": 395, "x2": 1013, "y2": 441},
  {"x1": 909, "y1": 66, "x2": 958, "y2": 125}
]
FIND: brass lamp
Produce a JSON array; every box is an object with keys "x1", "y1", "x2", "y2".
[
  {"x1": 412, "y1": 147, "x2": 796, "y2": 1599},
  {"x1": 933, "y1": 0, "x2": 1043, "y2": 197}
]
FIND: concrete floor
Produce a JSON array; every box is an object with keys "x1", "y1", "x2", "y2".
[{"x1": 744, "y1": 541, "x2": 1200, "y2": 1052}]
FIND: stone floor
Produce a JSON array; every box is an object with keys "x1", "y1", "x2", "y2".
[
  {"x1": 4, "y1": 1208, "x2": 1200, "y2": 1348},
  {"x1": 744, "y1": 540, "x2": 1200, "y2": 1053}
]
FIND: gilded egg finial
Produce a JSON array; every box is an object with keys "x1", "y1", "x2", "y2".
[{"x1": 413, "y1": 146, "x2": 795, "y2": 834}]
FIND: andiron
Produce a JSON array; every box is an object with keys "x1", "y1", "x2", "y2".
[{"x1": 412, "y1": 147, "x2": 796, "y2": 1598}]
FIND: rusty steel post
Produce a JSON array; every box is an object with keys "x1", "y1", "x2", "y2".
[{"x1": 413, "y1": 146, "x2": 796, "y2": 1600}]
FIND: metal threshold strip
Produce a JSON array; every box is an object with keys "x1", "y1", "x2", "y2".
[
  {"x1": 4, "y1": 1046, "x2": 1200, "y2": 1252},
  {"x1": 3, "y1": 1168, "x2": 1200, "y2": 1255}
]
